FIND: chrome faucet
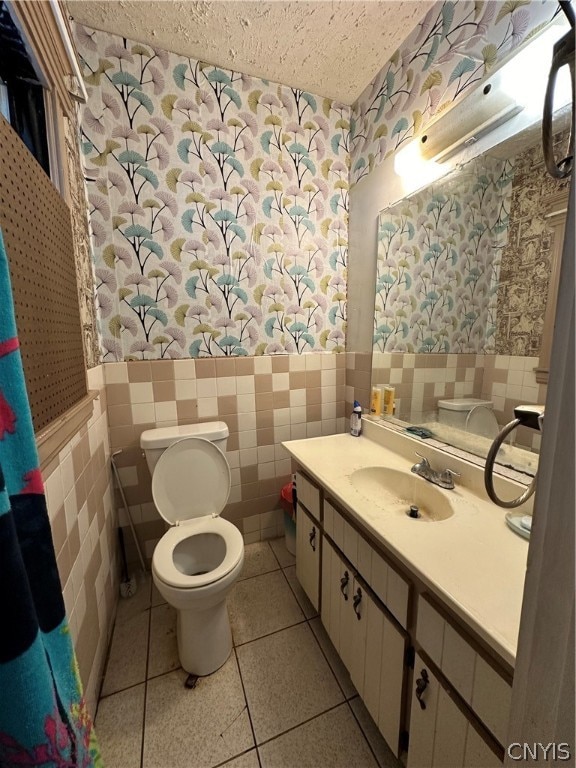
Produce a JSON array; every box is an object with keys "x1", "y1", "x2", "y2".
[{"x1": 411, "y1": 453, "x2": 460, "y2": 490}]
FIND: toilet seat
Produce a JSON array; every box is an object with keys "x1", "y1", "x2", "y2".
[
  {"x1": 152, "y1": 437, "x2": 231, "y2": 524},
  {"x1": 151, "y1": 436, "x2": 241, "y2": 590},
  {"x1": 153, "y1": 516, "x2": 244, "y2": 589}
]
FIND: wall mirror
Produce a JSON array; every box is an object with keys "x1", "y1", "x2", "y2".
[{"x1": 370, "y1": 22, "x2": 571, "y2": 477}]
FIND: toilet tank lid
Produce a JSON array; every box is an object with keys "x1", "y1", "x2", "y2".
[
  {"x1": 437, "y1": 398, "x2": 493, "y2": 412},
  {"x1": 140, "y1": 421, "x2": 229, "y2": 449}
]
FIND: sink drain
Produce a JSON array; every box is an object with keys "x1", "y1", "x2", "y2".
[{"x1": 407, "y1": 505, "x2": 421, "y2": 519}]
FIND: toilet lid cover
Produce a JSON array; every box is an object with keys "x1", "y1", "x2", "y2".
[{"x1": 151, "y1": 437, "x2": 231, "y2": 524}]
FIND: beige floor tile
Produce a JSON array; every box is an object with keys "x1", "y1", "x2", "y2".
[
  {"x1": 115, "y1": 573, "x2": 152, "y2": 624},
  {"x1": 269, "y1": 537, "x2": 296, "y2": 569},
  {"x1": 236, "y1": 623, "x2": 343, "y2": 744},
  {"x1": 151, "y1": 581, "x2": 166, "y2": 607},
  {"x1": 148, "y1": 603, "x2": 179, "y2": 678},
  {"x1": 101, "y1": 610, "x2": 149, "y2": 696},
  {"x1": 95, "y1": 683, "x2": 144, "y2": 768},
  {"x1": 258, "y1": 703, "x2": 378, "y2": 767},
  {"x1": 239, "y1": 541, "x2": 280, "y2": 581},
  {"x1": 219, "y1": 749, "x2": 260, "y2": 768},
  {"x1": 229, "y1": 570, "x2": 304, "y2": 645},
  {"x1": 349, "y1": 697, "x2": 401, "y2": 768},
  {"x1": 143, "y1": 658, "x2": 254, "y2": 768},
  {"x1": 283, "y1": 565, "x2": 317, "y2": 619},
  {"x1": 309, "y1": 617, "x2": 357, "y2": 699}
]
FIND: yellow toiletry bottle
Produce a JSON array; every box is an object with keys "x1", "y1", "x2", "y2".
[
  {"x1": 370, "y1": 385, "x2": 382, "y2": 417},
  {"x1": 383, "y1": 385, "x2": 395, "y2": 416}
]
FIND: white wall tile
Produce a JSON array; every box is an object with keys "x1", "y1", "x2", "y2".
[
  {"x1": 197, "y1": 397, "x2": 218, "y2": 417},
  {"x1": 289, "y1": 388, "x2": 306, "y2": 407},
  {"x1": 44, "y1": 467, "x2": 64, "y2": 517},
  {"x1": 239, "y1": 430, "x2": 257, "y2": 449},
  {"x1": 130, "y1": 382, "x2": 154, "y2": 403},
  {"x1": 132, "y1": 403, "x2": 155, "y2": 424},
  {"x1": 290, "y1": 423, "x2": 307, "y2": 440},
  {"x1": 217, "y1": 376, "x2": 237, "y2": 396},
  {"x1": 174, "y1": 359, "x2": 196, "y2": 379},
  {"x1": 273, "y1": 408, "x2": 290, "y2": 426},
  {"x1": 175, "y1": 379, "x2": 197, "y2": 399},
  {"x1": 257, "y1": 445, "x2": 275, "y2": 463},
  {"x1": 272, "y1": 372, "x2": 289, "y2": 390},
  {"x1": 236, "y1": 376, "x2": 255, "y2": 394},
  {"x1": 290, "y1": 406, "x2": 307, "y2": 424},
  {"x1": 254, "y1": 356, "x2": 272, "y2": 374},
  {"x1": 238, "y1": 412, "x2": 256, "y2": 431},
  {"x1": 305, "y1": 355, "x2": 322, "y2": 370},
  {"x1": 258, "y1": 462, "x2": 276, "y2": 480},
  {"x1": 197, "y1": 378, "x2": 216, "y2": 397},
  {"x1": 239, "y1": 447, "x2": 258, "y2": 466},
  {"x1": 155, "y1": 401, "x2": 177, "y2": 422}
]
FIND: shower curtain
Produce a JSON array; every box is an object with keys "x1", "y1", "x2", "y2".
[{"x1": 0, "y1": 227, "x2": 101, "y2": 766}]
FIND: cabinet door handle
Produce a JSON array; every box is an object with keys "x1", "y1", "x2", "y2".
[
  {"x1": 340, "y1": 570, "x2": 349, "y2": 600},
  {"x1": 309, "y1": 526, "x2": 316, "y2": 551},
  {"x1": 353, "y1": 587, "x2": 362, "y2": 620},
  {"x1": 415, "y1": 669, "x2": 429, "y2": 710}
]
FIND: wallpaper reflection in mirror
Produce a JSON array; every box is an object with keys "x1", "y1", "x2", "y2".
[
  {"x1": 375, "y1": 157, "x2": 513, "y2": 354},
  {"x1": 372, "y1": 128, "x2": 569, "y2": 456}
]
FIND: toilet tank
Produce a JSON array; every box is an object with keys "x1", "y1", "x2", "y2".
[
  {"x1": 437, "y1": 398, "x2": 494, "y2": 429},
  {"x1": 140, "y1": 421, "x2": 229, "y2": 474}
]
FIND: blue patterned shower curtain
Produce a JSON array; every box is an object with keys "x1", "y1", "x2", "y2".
[{"x1": 0, "y1": 228, "x2": 101, "y2": 767}]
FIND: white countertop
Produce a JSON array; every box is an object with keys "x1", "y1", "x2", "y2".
[{"x1": 283, "y1": 430, "x2": 529, "y2": 668}]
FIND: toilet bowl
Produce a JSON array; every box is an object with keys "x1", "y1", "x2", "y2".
[{"x1": 140, "y1": 424, "x2": 244, "y2": 676}]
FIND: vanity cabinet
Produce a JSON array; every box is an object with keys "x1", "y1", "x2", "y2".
[
  {"x1": 295, "y1": 471, "x2": 322, "y2": 610},
  {"x1": 416, "y1": 596, "x2": 511, "y2": 749},
  {"x1": 321, "y1": 530, "x2": 407, "y2": 758},
  {"x1": 407, "y1": 653, "x2": 502, "y2": 768},
  {"x1": 294, "y1": 468, "x2": 511, "y2": 767},
  {"x1": 296, "y1": 503, "x2": 320, "y2": 610}
]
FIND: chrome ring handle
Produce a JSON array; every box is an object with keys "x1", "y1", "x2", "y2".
[{"x1": 484, "y1": 418, "x2": 537, "y2": 508}]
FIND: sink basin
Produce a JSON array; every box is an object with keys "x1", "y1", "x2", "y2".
[{"x1": 349, "y1": 467, "x2": 455, "y2": 522}]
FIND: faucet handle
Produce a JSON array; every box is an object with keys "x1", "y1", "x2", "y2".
[
  {"x1": 439, "y1": 468, "x2": 460, "y2": 488},
  {"x1": 414, "y1": 452, "x2": 430, "y2": 467}
]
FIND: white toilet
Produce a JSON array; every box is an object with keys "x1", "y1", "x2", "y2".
[
  {"x1": 437, "y1": 397, "x2": 499, "y2": 439},
  {"x1": 140, "y1": 422, "x2": 244, "y2": 676}
]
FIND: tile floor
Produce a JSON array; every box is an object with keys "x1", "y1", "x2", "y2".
[{"x1": 95, "y1": 538, "x2": 401, "y2": 768}]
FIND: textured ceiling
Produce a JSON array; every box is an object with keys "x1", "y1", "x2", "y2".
[{"x1": 66, "y1": 1, "x2": 434, "y2": 104}]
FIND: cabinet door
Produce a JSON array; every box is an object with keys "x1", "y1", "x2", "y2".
[
  {"x1": 407, "y1": 654, "x2": 501, "y2": 768},
  {"x1": 296, "y1": 504, "x2": 320, "y2": 609},
  {"x1": 320, "y1": 538, "x2": 350, "y2": 656},
  {"x1": 343, "y1": 575, "x2": 368, "y2": 694},
  {"x1": 359, "y1": 590, "x2": 406, "y2": 757}
]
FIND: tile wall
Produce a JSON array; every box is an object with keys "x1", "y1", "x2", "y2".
[
  {"x1": 362, "y1": 353, "x2": 545, "y2": 450},
  {"x1": 105, "y1": 353, "x2": 347, "y2": 566},
  {"x1": 43, "y1": 365, "x2": 118, "y2": 715}
]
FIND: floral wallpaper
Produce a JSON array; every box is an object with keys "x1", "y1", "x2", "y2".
[
  {"x1": 351, "y1": 0, "x2": 558, "y2": 185},
  {"x1": 374, "y1": 156, "x2": 513, "y2": 353},
  {"x1": 74, "y1": 25, "x2": 349, "y2": 361}
]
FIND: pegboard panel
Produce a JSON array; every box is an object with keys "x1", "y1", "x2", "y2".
[{"x1": 0, "y1": 114, "x2": 87, "y2": 433}]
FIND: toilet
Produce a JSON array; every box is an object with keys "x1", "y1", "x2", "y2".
[
  {"x1": 140, "y1": 422, "x2": 244, "y2": 676},
  {"x1": 437, "y1": 398, "x2": 499, "y2": 439}
]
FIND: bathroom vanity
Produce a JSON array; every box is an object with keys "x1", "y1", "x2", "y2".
[{"x1": 284, "y1": 420, "x2": 530, "y2": 767}]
